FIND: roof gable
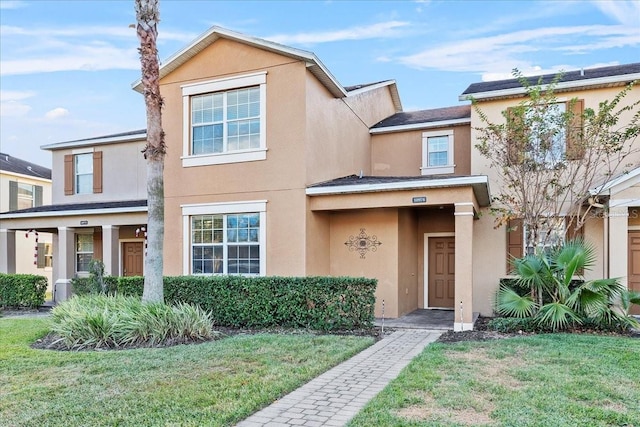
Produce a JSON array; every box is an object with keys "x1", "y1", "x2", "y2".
[{"x1": 132, "y1": 26, "x2": 346, "y2": 98}]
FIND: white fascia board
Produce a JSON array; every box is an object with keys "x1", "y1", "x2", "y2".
[
  {"x1": 590, "y1": 167, "x2": 640, "y2": 196},
  {"x1": 0, "y1": 170, "x2": 51, "y2": 183},
  {"x1": 306, "y1": 175, "x2": 489, "y2": 196},
  {"x1": 41, "y1": 133, "x2": 146, "y2": 151},
  {"x1": 0, "y1": 206, "x2": 148, "y2": 219},
  {"x1": 459, "y1": 73, "x2": 640, "y2": 102},
  {"x1": 347, "y1": 80, "x2": 396, "y2": 96},
  {"x1": 370, "y1": 118, "x2": 471, "y2": 134}
]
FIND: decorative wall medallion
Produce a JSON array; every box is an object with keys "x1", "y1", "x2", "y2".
[{"x1": 344, "y1": 228, "x2": 382, "y2": 259}]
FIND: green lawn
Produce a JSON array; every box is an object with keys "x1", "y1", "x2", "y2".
[
  {"x1": 0, "y1": 318, "x2": 373, "y2": 427},
  {"x1": 349, "y1": 334, "x2": 640, "y2": 427}
]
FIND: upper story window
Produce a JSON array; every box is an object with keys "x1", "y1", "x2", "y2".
[
  {"x1": 75, "y1": 153, "x2": 93, "y2": 194},
  {"x1": 8, "y1": 181, "x2": 43, "y2": 210},
  {"x1": 182, "y1": 72, "x2": 267, "y2": 167},
  {"x1": 64, "y1": 151, "x2": 102, "y2": 196},
  {"x1": 421, "y1": 130, "x2": 454, "y2": 175},
  {"x1": 507, "y1": 99, "x2": 584, "y2": 166}
]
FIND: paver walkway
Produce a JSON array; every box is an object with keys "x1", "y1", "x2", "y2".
[{"x1": 236, "y1": 329, "x2": 443, "y2": 427}]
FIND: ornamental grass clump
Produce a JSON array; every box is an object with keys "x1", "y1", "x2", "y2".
[{"x1": 50, "y1": 295, "x2": 217, "y2": 350}]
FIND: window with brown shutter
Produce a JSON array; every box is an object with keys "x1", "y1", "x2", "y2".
[
  {"x1": 506, "y1": 218, "x2": 523, "y2": 273},
  {"x1": 505, "y1": 107, "x2": 525, "y2": 165}
]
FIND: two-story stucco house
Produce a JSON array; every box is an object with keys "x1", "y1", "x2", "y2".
[
  {"x1": 0, "y1": 154, "x2": 53, "y2": 293},
  {"x1": 0, "y1": 132, "x2": 148, "y2": 302},
  {"x1": 1, "y1": 26, "x2": 637, "y2": 326}
]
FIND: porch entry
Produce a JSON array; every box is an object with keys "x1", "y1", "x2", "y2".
[
  {"x1": 628, "y1": 231, "x2": 640, "y2": 315},
  {"x1": 122, "y1": 242, "x2": 144, "y2": 277},
  {"x1": 425, "y1": 235, "x2": 455, "y2": 308}
]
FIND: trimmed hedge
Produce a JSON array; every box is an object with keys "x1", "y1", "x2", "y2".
[
  {"x1": 0, "y1": 273, "x2": 48, "y2": 308},
  {"x1": 72, "y1": 275, "x2": 376, "y2": 330}
]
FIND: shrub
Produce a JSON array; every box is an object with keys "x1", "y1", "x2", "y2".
[
  {"x1": 487, "y1": 317, "x2": 538, "y2": 333},
  {"x1": 65, "y1": 275, "x2": 376, "y2": 331},
  {"x1": 0, "y1": 273, "x2": 47, "y2": 308},
  {"x1": 50, "y1": 294, "x2": 217, "y2": 350},
  {"x1": 497, "y1": 240, "x2": 640, "y2": 331}
]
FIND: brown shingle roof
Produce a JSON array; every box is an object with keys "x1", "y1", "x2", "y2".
[{"x1": 372, "y1": 105, "x2": 470, "y2": 129}]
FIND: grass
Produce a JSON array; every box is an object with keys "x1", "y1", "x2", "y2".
[
  {"x1": 0, "y1": 317, "x2": 373, "y2": 426},
  {"x1": 349, "y1": 334, "x2": 640, "y2": 427}
]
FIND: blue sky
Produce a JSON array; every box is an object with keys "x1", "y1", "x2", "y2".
[{"x1": 1, "y1": 0, "x2": 639, "y2": 167}]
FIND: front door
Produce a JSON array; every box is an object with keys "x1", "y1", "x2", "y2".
[
  {"x1": 123, "y1": 242, "x2": 144, "y2": 277},
  {"x1": 428, "y1": 236, "x2": 455, "y2": 308},
  {"x1": 628, "y1": 231, "x2": 640, "y2": 315}
]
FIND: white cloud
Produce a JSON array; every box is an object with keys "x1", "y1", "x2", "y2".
[
  {"x1": 592, "y1": 0, "x2": 640, "y2": 27},
  {"x1": 0, "y1": 24, "x2": 196, "y2": 42},
  {"x1": 0, "y1": 101, "x2": 31, "y2": 117},
  {"x1": 1, "y1": 44, "x2": 140, "y2": 75},
  {"x1": 0, "y1": 1, "x2": 27, "y2": 9},
  {"x1": 0, "y1": 90, "x2": 35, "y2": 117},
  {"x1": 0, "y1": 90, "x2": 35, "y2": 102},
  {"x1": 397, "y1": 24, "x2": 638, "y2": 78},
  {"x1": 265, "y1": 21, "x2": 411, "y2": 45},
  {"x1": 44, "y1": 107, "x2": 70, "y2": 120}
]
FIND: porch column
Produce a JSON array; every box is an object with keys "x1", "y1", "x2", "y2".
[
  {"x1": 102, "y1": 226, "x2": 120, "y2": 276},
  {"x1": 454, "y1": 203, "x2": 474, "y2": 331},
  {"x1": 0, "y1": 229, "x2": 16, "y2": 274},
  {"x1": 608, "y1": 205, "x2": 628, "y2": 287},
  {"x1": 55, "y1": 227, "x2": 75, "y2": 301}
]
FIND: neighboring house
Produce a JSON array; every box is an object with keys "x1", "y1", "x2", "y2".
[
  {"x1": 0, "y1": 26, "x2": 637, "y2": 326},
  {"x1": 462, "y1": 63, "x2": 640, "y2": 316},
  {"x1": 0, "y1": 132, "x2": 148, "y2": 302},
  {"x1": 0, "y1": 153, "x2": 53, "y2": 293}
]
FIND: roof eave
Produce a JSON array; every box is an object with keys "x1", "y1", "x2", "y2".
[
  {"x1": 370, "y1": 117, "x2": 471, "y2": 134},
  {"x1": 306, "y1": 175, "x2": 491, "y2": 207},
  {"x1": 41, "y1": 132, "x2": 147, "y2": 151},
  {"x1": 347, "y1": 80, "x2": 402, "y2": 112},
  {"x1": 459, "y1": 73, "x2": 640, "y2": 102}
]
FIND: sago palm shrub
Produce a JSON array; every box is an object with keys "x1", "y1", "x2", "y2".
[{"x1": 496, "y1": 239, "x2": 640, "y2": 331}]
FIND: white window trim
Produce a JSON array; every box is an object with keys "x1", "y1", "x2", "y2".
[
  {"x1": 181, "y1": 200, "x2": 267, "y2": 276},
  {"x1": 182, "y1": 72, "x2": 267, "y2": 167},
  {"x1": 421, "y1": 130, "x2": 455, "y2": 175}
]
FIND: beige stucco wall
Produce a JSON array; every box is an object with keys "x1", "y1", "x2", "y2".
[
  {"x1": 304, "y1": 77, "x2": 396, "y2": 186},
  {"x1": 371, "y1": 125, "x2": 471, "y2": 176},
  {"x1": 49, "y1": 140, "x2": 147, "y2": 205},
  {"x1": 397, "y1": 208, "x2": 418, "y2": 316},
  {"x1": 329, "y1": 209, "x2": 398, "y2": 318}
]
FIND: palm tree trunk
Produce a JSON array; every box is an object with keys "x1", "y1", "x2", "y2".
[{"x1": 135, "y1": 0, "x2": 165, "y2": 303}]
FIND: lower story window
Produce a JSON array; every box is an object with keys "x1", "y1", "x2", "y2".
[
  {"x1": 524, "y1": 217, "x2": 565, "y2": 255},
  {"x1": 191, "y1": 212, "x2": 260, "y2": 275},
  {"x1": 76, "y1": 234, "x2": 93, "y2": 272}
]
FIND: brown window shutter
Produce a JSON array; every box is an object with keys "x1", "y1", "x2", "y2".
[
  {"x1": 93, "y1": 230, "x2": 102, "y2": 261},
  {"x1": 9, "y1": 180, "x2": 18, "y2": 210},
  {"x1": 506, "y1": 218, "x2": 523, "y2": 273},
  {"x1": 93, "y1": 151, "x2": 103, "y2": 194},
  {"x1": 506, "y1": 107, "x2": 525, "y2": 165},
  {"x1": 64, "y1": 154, "x2": 74, "y2": 195},
  {"x1": 37, "y1": 242, "x2": 45, "y2": 268},
  {"x1": 565, "y1": 217, "x2": 584, "y2": 242},
  {"x1": 34, "y1": 185, "x2": 43, "y2": 207},
  {"x1": 566, "y1": 99, "x2": 584, "y2": 160}
]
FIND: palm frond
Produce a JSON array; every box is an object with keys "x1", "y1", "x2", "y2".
[
  {"x1": 535, "y1": 302, "x2": 581, "y2": 331},
  {"x1": 495, "y1": 286, "x2": 537, "y2": 318}
]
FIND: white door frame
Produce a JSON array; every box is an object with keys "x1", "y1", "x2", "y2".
[{"x1": 423, "y1": 232, "x2": 455, "y2": 309}]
